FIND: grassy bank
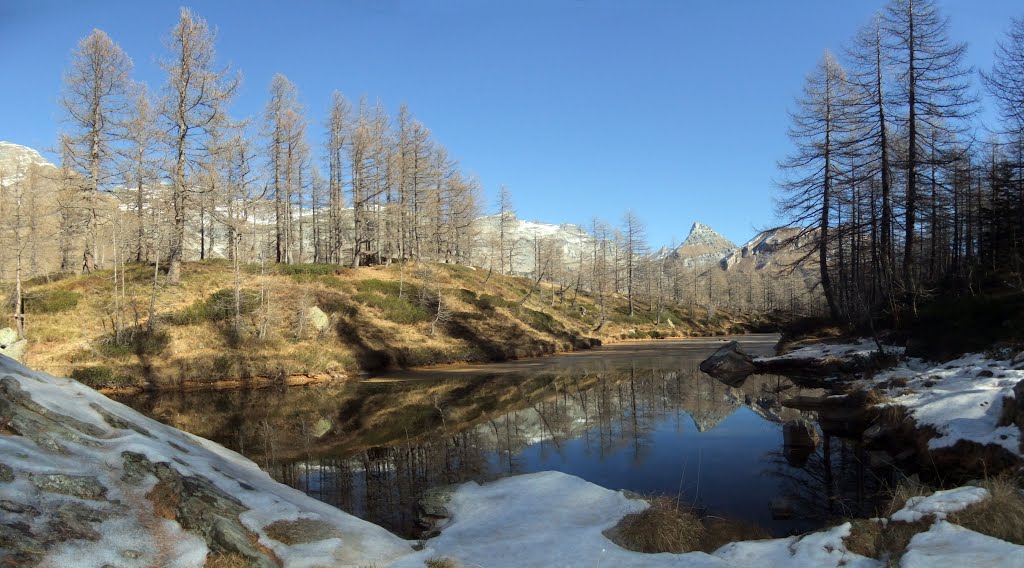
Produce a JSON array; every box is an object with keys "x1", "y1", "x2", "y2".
[{"x1": 14, "y1": 260, "x2": 757, "y2": 391}]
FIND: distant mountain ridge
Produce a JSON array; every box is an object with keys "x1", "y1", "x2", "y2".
[{"x1": 0, "y1": 142, "x2": 810, "y2": 276}]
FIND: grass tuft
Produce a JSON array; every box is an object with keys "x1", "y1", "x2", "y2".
[
  {"x1": 424, "y1": 558, "x2": 461, "y2": 568},
  {"x1": 948, "y1": 475, "x2": 1024, "y2": 545},
  {"x1": 204, "y1": 553, "x2": 250, "y2": 568},
  {"x1": 605, "y1": 496, "x2": 706, "y2": 554}
]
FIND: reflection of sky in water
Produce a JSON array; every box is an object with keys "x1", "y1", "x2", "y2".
[{"x1": 492, "y1": 407, "x2": 793, "y2": 531}]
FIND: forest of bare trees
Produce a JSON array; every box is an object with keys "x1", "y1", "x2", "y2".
[
  {"x1": 0, "y1": 7, "x2": 834, "y2": 347},
  {"x1": 778, "y1": 0, "x2": 1024, "y2": 326}
]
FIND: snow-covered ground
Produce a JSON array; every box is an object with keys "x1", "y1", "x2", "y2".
[
  {"x1": 758, "y1": 338, "x2": 905, "y2": 363},
  {"x1": 390, "y1": 470, "x2": 1022, "y2": 568},
  {"x1": 759, "y1": 340, "x2": 1022, "y2": 457},
  {"x1": 863, "y1": 352, "x2": 1022, "y2": 456}
]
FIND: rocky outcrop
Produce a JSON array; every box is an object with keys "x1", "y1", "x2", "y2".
[
  {"x1": 699, "y1": 341, "x2": 756, "y2": 385},
  {"x1": 0, "y1": 328, "x2": 27, "y2": 362},
  {"x1": 307, "y1": 306, "x2": 331, "y2": 335},
  {"x1": 0, "y1": 355, "x2": 413, "y2": 567}
]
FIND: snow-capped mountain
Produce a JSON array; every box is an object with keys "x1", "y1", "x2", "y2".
[
  {"x1": 471, "y1": 213, "x2": 592, "y2": 275},
  {"x1": 721, "y1": 226, "x2": 815, "y2": 271},
  {"x1": 0, "y1": 141, "x2": 57, "y2": 184}
]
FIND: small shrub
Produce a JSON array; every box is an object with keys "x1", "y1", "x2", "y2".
[
  {"x1": 96, "y1": 328, "x2": 171, "y2": 359},
  {"x1": 205, "y1": 288, "x2": 260, "y2": 321},
  {"x1": 353, "y1": 279, "x2": 431, "y2": 324},
  {"x1": 315, "y1": 290, "x2": 353, "y2": 315},
  {"x1": 516, "y1": 308, "x2": 562, "y2": 335},
  {"x1": 28, "y1": 289, "x2": 80, "y2": 313},
  {"x1": 474, "y1": 294, "x2": 515, "y2": 311},
  {"x1": 168, "y1": 288, "x2": 260, "y2": 325},
  {"x1": 70, "y1": 366, "x2": 135, "y2": 389},
  {"x1": 274, "y1": 263, "x2": 338, "y2": 277}
]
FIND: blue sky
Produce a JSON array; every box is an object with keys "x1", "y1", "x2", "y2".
[{"x1": 1, "y1": 1, "x2": 1021, "y2": 246}]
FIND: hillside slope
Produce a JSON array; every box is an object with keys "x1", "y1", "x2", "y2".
[{"x1": 13, "y1": 260, "x2": 757, "y2": 392}]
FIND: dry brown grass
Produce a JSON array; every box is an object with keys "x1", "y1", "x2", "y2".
[
  {"x1": 604, "y1": 497, "x2": 706, "y2": 554},
  {"x1": 700, "y1": 517, "x2": 771, "y2": 552},
  {"x1": 882, "y1": 480, "x2": 933, "y2": 518},
  {"x1": 948, "y1": 475, "x2": 1024, "y2": 544},
  {"x1": 146, "y1": 480, "x2": 181, "y2": 520},
  {"x1": 204, "y1": 553, "x2": 251, "y2": 568},
  {"x1": 424, "y1": 557, "x2": 462, "y2": 568},
  {"x1": 22, "y1": 260, "x2": 737, "y2": 389},
  {"x1": 842, "y1": 517, "x2": 932, "y2": 566}
]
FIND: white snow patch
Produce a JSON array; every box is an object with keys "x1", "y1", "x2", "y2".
[
  {"x1": 388, "y1": 471, "x2": 879, "y2": 568},
  {"x1": 890, "y1": 486, "x2": 990, "y2": 523},
  {"x1": 901, "y1": 521, "x2": 1024, "y2": 568},
  {"x1": 758, "y1": 339, "x2": 904, "y2": 363}
]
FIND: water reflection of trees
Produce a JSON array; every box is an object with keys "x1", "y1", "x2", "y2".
[
  {"x1": 763, "y1": 433, "x2": 896, "y2": 526},
  {"x1": 117, "y1": 361, "x2": 819, "y2": 536}
]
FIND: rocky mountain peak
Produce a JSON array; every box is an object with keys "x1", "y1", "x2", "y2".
[{"x1": 682, "y1": 221, "x2": 736, "y2": 250}]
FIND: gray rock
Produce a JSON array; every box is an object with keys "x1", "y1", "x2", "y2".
[
  {"x1": 47, "y1": 514, "x2": 101, "y2": 542},
  {"x1": 30, "y1": 474, "x2": 107, "y2": 500},
  {"x1": 1014, "y1": 380, "x2": 1024, "y2": 432},
  {"x1": 699, "y1": 341, "x2": 756, "y2": 385},
  {"x1": 1013, "y1": 351, "x2": 1024, "y2": 365},
  {"x1": 0, "y1": 328, "x2": 17, "y2": 347},
  {"x1": 416, "y1": 485, "x2": 456, "y2": 536},
  {"x1": 0, "y1": 463, "x2": 12, "y2": 483},
  {"x1": 0, "y1": 339, "x2": 27, "y2": 362},
  {"x1": 307, "y1": 306, "x2": 331, "y2": 334},
  {"x1": 89, "y1": 402, "x2": 152, "y2": 438},
  {"x1": 121, "y1": 452, "x2": 277, "y2": 568},
  {"x1": 0, "y1": 500, "x2": 38, "y2": 515},
  {"x1": 783, "y1": 420, "x2": 820, "y2": 448},
  {"x1": 0, "y1": 521, "x2": 45, "y2": 564}
]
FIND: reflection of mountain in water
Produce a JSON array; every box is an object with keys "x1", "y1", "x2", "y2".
[{"x1": 117, "y1": 351, "x2": 824, "y2": 537}]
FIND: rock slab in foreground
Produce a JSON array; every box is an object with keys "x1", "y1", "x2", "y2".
[{"x1": 0, "y1": 354, "x2": 412, "y2": 567}]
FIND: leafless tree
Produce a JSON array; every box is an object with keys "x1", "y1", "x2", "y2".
[
  {"x1": 60, "y1": 29, "x2": 133, "y2": 273},
  {"x1": 160, "y1": 7, "x2": 239, "y2": 283}
]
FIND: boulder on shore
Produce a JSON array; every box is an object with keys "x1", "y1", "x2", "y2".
[
  {"x1": 699, "y1": 341, "x2": 756, "y2": 385},
  {"x1": 0, "y1": 327, "x2": 26, "y2": 362}
]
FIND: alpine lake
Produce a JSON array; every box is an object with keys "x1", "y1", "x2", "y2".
[{"x1": 114, "y1": 334, "x2": 898, "y2": 538}]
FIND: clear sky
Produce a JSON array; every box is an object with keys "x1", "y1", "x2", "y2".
[{"x1": 1, "y1": 0, "x2": 1021, "y2": 247}]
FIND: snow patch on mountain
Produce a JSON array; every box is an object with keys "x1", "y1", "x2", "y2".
[{"x1": 0, "y1": 141, "x2": 57, "y2": 184}]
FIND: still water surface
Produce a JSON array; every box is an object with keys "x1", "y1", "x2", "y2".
[{"x1": 116, "y1": 335, "x2": 894, "y2": 537}]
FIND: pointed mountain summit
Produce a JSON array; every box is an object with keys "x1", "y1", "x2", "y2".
[{"x1": 675, "y1": 222, "x2": 737, "y2": 267}]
